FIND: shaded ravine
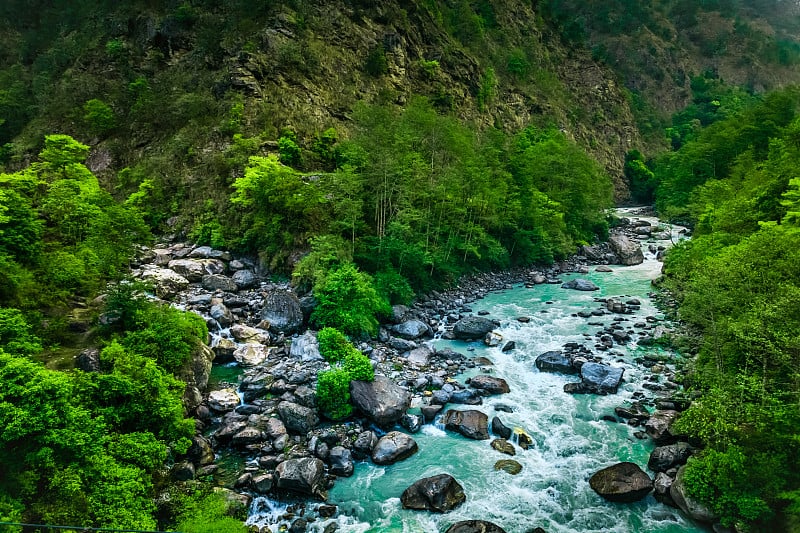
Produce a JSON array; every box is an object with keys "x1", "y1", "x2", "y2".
[{"x1": 246, "y1": 209, "x2": 706, "y2": 533}]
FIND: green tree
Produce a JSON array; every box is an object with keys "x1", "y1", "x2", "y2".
[
  {"x1": 311, "y1": 262, "x2": 387, "y2": 337},
  {"x1": 316, "y1": 368, "x2": 352, "y2": 420}
]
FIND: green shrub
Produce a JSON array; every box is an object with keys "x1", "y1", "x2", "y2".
[
  {"x1": 311, "y1": 262, "x2": 388, "y2": 337},
  {"x1": 317, "y1": 327, "x2": 352, "y2": 363},
  {"x1": 316, "y1": 368, "x2": 353, "y2": 420},
  {"x1": 83, "y1": 98, "x2": 115, "y2": 136},
  {"x1": 373, "y1": 268, "x2": 414, "y2": 305},
  {"x1": 344, "y1": 351, "x2": 374, "y2": 382},
  {"x1": 0, "y1": 307, "x2": 41, "y2": 355}
]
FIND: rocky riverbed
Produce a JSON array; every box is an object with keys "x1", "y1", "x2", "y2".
[{"x1": 118, "y1": 208, "x2": 711, "y2": 533}]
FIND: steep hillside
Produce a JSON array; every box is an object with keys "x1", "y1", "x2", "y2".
[{"x1": 1, "y1": 1, "x2": 798, "y2": 219}]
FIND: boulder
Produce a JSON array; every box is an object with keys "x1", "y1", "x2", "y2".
[
  {"x1": 350, "y1": 375, "x2": 411, "y2": 427},
  {"x1": 275, "y1": 458, "x2": 326, "y2": 497},
  {"x1": 329, "y1": 446, "x2": 354, "y2": 477},
  {"x1": 289, "y1": 331, "x2": 323, "y2": 362},
  {"x1": 401, "y1": 412, "x2": 424, "y2": 433},
  {"x1": 452, "y1": 316, "x2": 497, "y2": 341},
  {"x1": 490, "y1": 438, "x2": 515, "y2": 456},
  {"x1": 578, "y1": 363, "x2": 624, "y2": 394},
  {"x1": 645, "y1": 410, "x2": 680, "y2": 444},
  {"x1": 371, "y1": 431, "x2": 419, "y2": 465},
  {"x1": 187, "y1": 435, "x2": 215, "y2": 466},
  {"x1": 535, "y1": 351, "x2": 576, "y2": 374},
  {"x1": 401, "y1": 474, "x2": 466, "y2": 513},
  {"x1": 445, "y1": 520, "x2": 507, "y2": 533},
  {"x1": 171, "y1": 461, "x2": 195, "y2": 481},
  {"x1": 561, "y1": 278, "x2": 600, "y2": 291},
  {"x1": 261, "y1": 291, "x2": 304, "y2": 334},
  {"x1": 140, "y1": 268, "x2": 190, "y2": 299},
  {"x1": 393, "y1": 320, "x2": 431, "y2": 340},
  {"x1": 443, "y1": 409, "x2": 490, "y2": 440},
  {"x1": 406, "y1": 345, "x2": 433, "y2": 366},
  {"x1": 670, "y1": 465, "x2": 718, "y2": 523},
  {"x1": 352, "y1": 430, "x2": 378, "y2": 459},
  {"x1": 653, "y1": 472, "x2": 676, "y2": 506},
  {"x1": 76, "y1": 348, "x2": 100, "y2": 372},
  {"x1": 491, "y1": 416, "x2": 512, "y2": 439},
  {"x1": 208, "y1": 388, "x2": 240, "y2": 412},
  {"x1": 589, "y1": 462, "x2": 653, "y2": 502},
  {"x1": 230, "y1": 324, "x2": 269, "y2": 344},
  {"x1": 494, "y1": 459, "x2": 522, "y2": 475},
  {"x1": 648, "y1": 442, "x2": 693, "y2": 472},
  {"x1": 202, "y1": 274, "x2": 238, "y2": 292},
  {"x1": 232, "y1": 269, "x2": 257, "y2": 289},
  {"x1": 233, "y1": 344, "x2": 270, "y2": 367},
  {"x1": 483, "y1": 331, "x2": 503, "y2": 347},
  {"x1": 252, "y1": 473, "x2": 273, "y2": 493},
  {"x1": 212, "y1": 338, "x2": 237, "y2": 362},
  {"x1": 469, "y1": 375, "x2": 510, "y2": 394},
  {"x1": 609, "y1": 233, "x2": 644, "y2": 266},
  {"x1": 501, "y1": 341, "x2": 516, "y2": 352},
  {"x1": 210, "y1": 303, "x2": 234, "y2": 327},
  {"x1": 231, "y1": 426, "x2": 264, "y2": 447},
  {"x1": 278, "y1": 401, "x2": 319, "y2": 434},
  {"x1": 168, "y1": 258, "x2": 225, "y2": 281},
  {"x1": 179, "y1": 343, "x2": 215, "y2": 412},
  {"x1": 449, "y1": 389, "x2": 483, "y2": 405}
]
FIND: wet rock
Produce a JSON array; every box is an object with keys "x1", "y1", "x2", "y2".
[
  {"x1": 202, "y1": 274, "x2": 237, "y2": 292},
  {"x1": 671, "y1": 465, "x2": 718, "y2": 523},
  {"x1": 275, "y1": 457, "x2": 326, "y2": 497},
  {"x1": 535, "y1": 351, "x2": 576, "y2": 374},
  {"x1": 401, "y1": 474, "x2": 466, "y2": 513},
  {"x1": 443, "y1": 409, "x2": 489, "y2": 440},
  {"x1": 609, "y1": 233, "x2": 644, "y2": 266},
  {"x1": 171, "y1": 460, "x2": 195, "y2": 481},
  {"x1": 501, "y1": 341, "x2": 516, "y2": 352},
  {"x1": 252, "y1": 473, "x2": 273, "y2": 493},
  {"x1": 421, "y1": 404, "x2": 444, "y2": 422},
  {"x1": 210, "y1": 303, "x2": 234, "y2": 327},
  {"x1": 648, "y1": 442, "x2": 693, "y2": 472},
  {"x1": 371, "y1": 431, "x2": 419, "y2": 465},
  {"x1": 407, "y1": 345, "x2": 433, "y2": 366},
  {"x1": 483, "y1": 331, "x2": 503, "y2": 347},
  {"x1": 208, "y1": 388, "x2": 240, "y2": 412},
  {"x1": 445, "y1": 520, "x2": 507, "y2": 533},
  {"x1": 614, "y1": 402, "x2": 650, "y2": 421},
  {"x1": 469, "y1": 375, "x2": 510, "y2": 394},
  {"x1": 230, "y1": 324, "x2": 269, "y2": 344},
  {"x1": 561, "y1": 278, "x2": 600, "y2": 291},
  {"x1": 449, "y1": 388, "x2": 483, "y2": 405},
  {"x1": 393, "y1": 320, "x2": 431, "y2": 340},
  {"x1": 289, "y1": 330, "x2": 323, "y2": 361},
  {"x1": 645, "y1": 410, "x2": 680, "y2": 444},
  {"x1": 232, "y1": 269, "x2": 257, "y2": 289},
  {"x1": 452, "y1": 316, "x2": 497, "y2": 340},
  {"x1": 596, "y1": 266, "x2": 613, "y2": 273},
  {"x1": 350, "y1": 375, "x2": 411, "y2": 427},
  {"x1": 353, "y1": 430, "x2": 378, "y2": 459},
  {"x1": 401, "y1": 412, "x2": 424, "y2": 433},
  {"x1": 589, "y1": 462, "x2": 653, "y2": 502},
  {"x1": 278, "y1": 401, "x2": 319, "y2": 434},
  {"x1": 187, "y1": 435, "x2": 215, "y2": 466},
  {"x1": 233, "y1": 344, "x2": 269, "y2": 367},
  {"x1": 261, "y1": 291, "x2": 304, "y2": 334},
  {"x1": 491, "y1": 416, "x2": 512, "y2": 439},
  {"x1": 329, "y1": 446, "x2": 354, "y2": 477},
  {"x1": 212, "y1": 338, "x2": 238, "y2": 362},
  {"x1": 494, "y1": 459, "x2": 522, "y2": 475},
  {"x1": 231, "y1": 426, "x2": 264, "y2": 447},
  {"x1": 653, "y1": 472, "x2": 676, "y2": 506},
  {"x1": 168, "y1": 258, "x2": 224, "y2": 281},
  {"x1": 490, "y1": 438, "x2": 515, "y2": 456},
  {"x1": 577, "y1": 363, "x2": 624, "y2": 394}
]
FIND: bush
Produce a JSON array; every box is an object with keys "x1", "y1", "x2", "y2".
[
  {"x1": 373, "y1": 268, "x2": 414, "y2": 305},
  {"x1": 316, "y1": 368, "x2": 352, "y2": 420},
  {"x1": 0, "y1": 307, "x2": 41, "y2": 355},
  {"x1": 83, "y1": 99, "x2": 115, "y2": 136},
  {"x1": 316, "y1": 327, "x2": 352, "y2": 363},
  {"x1": 344, "y1": 351, "x2": 374, "y2": 382},
  {"x1": 311, "y1": 262, "x2": 388, "y2": 337}
]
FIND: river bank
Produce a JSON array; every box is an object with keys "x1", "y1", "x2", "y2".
[{"x1": 129, "y1": 207, "x2": 709, "y2": 532}]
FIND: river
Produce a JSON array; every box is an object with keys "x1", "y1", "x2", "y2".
[{"x1": 248, "y1": 210, "x2": 707, "y2": 532}]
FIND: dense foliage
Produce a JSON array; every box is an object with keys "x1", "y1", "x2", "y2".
[
  {"x1": 656, "y1": 86, "x2": 800, "y2": 530},
  {"x1": 315, "y1": 326, "x2": 374, "y2": 420}
]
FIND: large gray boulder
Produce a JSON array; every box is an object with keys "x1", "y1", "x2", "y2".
[
  {"x1": 579, "y1": 363, "x2": 624, "y2": 394},
  {"x1": 168, "y1": 258, "x2": 225, "y2": 281},
  {"x1": 278, "y1": 401, "x2": 319, "y2": 434},
  {"x1": 261, "y1": 291, "x2": 304, "y2": 334},
  {"x1": 329, "y1": 446, "x2": 354, "y2": 477},
  {"x1": 371, "y1": 431, "x2": 419, "y2": 465},
  {"x1": 289, "y1": 330, "x2": 323, "y2": 361},
  {"x1": 535, "y1": 351, "x2": 576, "y2": 374},
  {"x1": 561, "y1": 278, "x2": 600, "y2": 291},
  {"x1": 648, "y1": 442, "x2": 693, "y2": 472},
  {"x1": 401, "y1": 474, "x2": 466, "y2": 513},
  {"x1": 393, "y1": 320, "x2": 431, "y2": 340},
  {"x1": 178, "y1": 343, "x2": 215, "y2": 412},
  {"x1": 350, "y1": 375, "x2": 411, "y2": 427},
  {"x1": 645, "y1": 410, "x2": 680, "y2": 444},
  {"x1": 202, "y1": 274, "x2": 237, "y2": 292},
  {"x1": 208, "y1": 388, "x2": 240, "y2": 412},
  {"x1": 445, "y1": 521, "x2": 507, "y2": 533},
  {"x1": 232, "y1": 269, "x2": 257, "y2": 289},
  {"x1": 452, "y1": 316, "x2": 497, "y2": 341},
  {"x1": 670, "y1": 465, "x2": 718, "y2": 523},
  {"x1": 609, "y1": 233, "x2": 644, "y2": 266},
  {"x1": 275, "y1": 458, "x2": 326, "y2": 497},
  {"x1": 140, "y1": 268, "x2": 190, "y2": 299},
  {"x1": 589, "y1": 462, "x2": 653, "y2": 502},
  {"x1": 469, "y1": 375, "x2": 510, "y2": 394},
  {"x1": 443, "y1": 409, "x2": 489, "y2": 440}
]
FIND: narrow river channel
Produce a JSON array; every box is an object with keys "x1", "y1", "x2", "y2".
[{"x1": 248, "y1": 209, "x2": 707, "y2": 532}]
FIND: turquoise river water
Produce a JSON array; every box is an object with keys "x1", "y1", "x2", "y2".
[{"x1": 249, "y1": 213, "x2": 709, "y2": 533}]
